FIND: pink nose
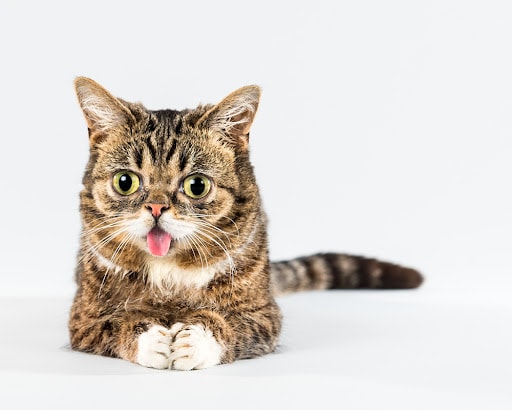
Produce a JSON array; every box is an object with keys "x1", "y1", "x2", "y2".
[{"x1": 146, "y1": 203, "x2": 168, "y2": 217}]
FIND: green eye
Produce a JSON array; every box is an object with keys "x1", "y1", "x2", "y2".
[
  {"x1": 183, "y1": 174, "x2": 211, "y2": 199},
  {"x1": 113, "y1": 171, "x2": 141, "y2": 196}
]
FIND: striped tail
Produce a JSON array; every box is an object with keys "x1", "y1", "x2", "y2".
[{"x1": 269, "y1": 253, "x2": 423, "y2": 296}]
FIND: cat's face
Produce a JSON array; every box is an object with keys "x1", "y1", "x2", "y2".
[{"x1": 75, "y1": 78, "x2": 263, "y2": 288}]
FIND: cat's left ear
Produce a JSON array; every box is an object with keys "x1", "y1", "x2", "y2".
[{"x1": 198, "y1": 85, "x2": 261, "y2": 148}]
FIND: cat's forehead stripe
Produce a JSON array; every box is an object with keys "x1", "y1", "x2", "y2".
[
  {"x1": 134, "y1": 143, "x2": 144, "y2": 169},
  {"x1": 174, "y1": 116, "x2": 183, "y2": 135},
  {"x1": 165, "y1": 138, "x2": 178, "y2": 164},
  {"x1": 146, "y1": 135, "x2": 159, "y2": 164},
  {"x1": 134, "y1": 111, "x2": 183, "y2": 168}
]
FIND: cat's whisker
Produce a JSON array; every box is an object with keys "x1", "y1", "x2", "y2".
[
  {"x1": 196, "y1": 227, "x2": 232, "y2": 256},
  {"x1": 189, "y1": 213, "x2": 240, "y2": 240},
  {"x1": 81, "y1": 214, "x2": 135, "y2": 239},
  {"x1": 88, "y1": 220, "x2": 131, "y2": 247},
  {"x1": 182, "y1": 234, "x2": 209, "y2": 275},
  {"x1": 81, "y1": 219, "x2": 134, "y2": 275},
  {"x1": 193, "y1": 221, "x2": 236, "y2": 247},
  {"x1": 81, "y1": 218, "x2": 128, "y2": 247},
  {"x1": 81, "y1": 220, "x2": 129, "y2": 238},
  {"x1": 194, "y1": 228, "x2": 236, "y2": 286},
  {"x1": 87, "y1": 222, "x2": 134, "y2": 298},
  {"x1": 189, "y1": 218, "x2": 235, "y2": 247},
  {"x1": 81, "y1": 229, "x2": 125, "y2": 264},
  {"x1": 110, "y1": 231, "x2": 134, "y2": 269},
  {"x1": 98, "y1": 270, "x2": 109, "y2": 299},
  {"x1": 97, "y1": 231, "x2": 136, "y2": 297}
]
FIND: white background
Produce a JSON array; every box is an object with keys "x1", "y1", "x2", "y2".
[{"x1": 0, "y1": 1, "x2": 510, "y2": 408}]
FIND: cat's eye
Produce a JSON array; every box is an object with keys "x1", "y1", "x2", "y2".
[
  {"x1": 182, "y1": 174, "x2": 211, "y2": 199},
  {"x1": 112, "y1": 171, "x2": 141, "y2": 196}
]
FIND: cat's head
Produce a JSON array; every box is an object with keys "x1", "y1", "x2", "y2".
[{"x1": 75, "y1": 77, "x2": 264, "y2": 289}]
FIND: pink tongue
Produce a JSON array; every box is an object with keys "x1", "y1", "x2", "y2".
[{"x1": 147, "y1": 227, "x2": 172, "y2": 257}]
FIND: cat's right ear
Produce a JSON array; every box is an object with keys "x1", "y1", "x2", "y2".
[{"x1": 74, "y1": 77, "x2": 136, "y2": 145}]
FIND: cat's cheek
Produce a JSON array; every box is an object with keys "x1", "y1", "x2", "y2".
[
  {"x1": 169, "y1": 323, "x2": 223, "y2": 371},
  {"x1": 135, "y1": 325, "x2": 172, "y2": 369},
  {"x1": 91, "y1": 185, "x2": 114, "y2": 215}
]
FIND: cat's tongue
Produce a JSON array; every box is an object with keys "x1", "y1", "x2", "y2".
[{"x1": 147, "y1": 227, "x2": 172, "y2": 257}]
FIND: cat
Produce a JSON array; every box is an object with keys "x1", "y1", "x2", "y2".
[{"x1": 69, "y1": 77, "x2": 423, "y2": 370}]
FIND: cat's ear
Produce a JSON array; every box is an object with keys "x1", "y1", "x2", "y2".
[
  {"x1": 198, "y1": 85, "x2": 261, "y2": 148},
  {"x1": 74, "y1": 77, "x2": 137, "y2": 144}
]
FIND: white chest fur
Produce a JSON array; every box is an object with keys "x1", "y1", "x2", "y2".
[{"x1": 144, "y1": 256, "x2": 233, "y2": 291}]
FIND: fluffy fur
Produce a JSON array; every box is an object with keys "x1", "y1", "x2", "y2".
[{"x1": 69, "y1": 77, "x2": 423, "y2": 370}]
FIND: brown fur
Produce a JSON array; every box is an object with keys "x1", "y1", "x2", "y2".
[{"x1": 69, "y1": 77, "x2": 423, "y2": 370}]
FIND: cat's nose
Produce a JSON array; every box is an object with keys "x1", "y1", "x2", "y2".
[{"x1": 145, "y1": 203, "x2": 169, "y2": 218}]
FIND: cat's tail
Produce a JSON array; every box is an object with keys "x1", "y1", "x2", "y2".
[{"x1": 269, "y1": 253, "x2": 423, "y2": 296}]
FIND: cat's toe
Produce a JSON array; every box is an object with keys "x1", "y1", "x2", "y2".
[
  {"x1": 169, "y1": 324, "x2": 223, "y2": 370},
  {"x1": 136, "y1": 325, "x2": 172, "y2": 369}
]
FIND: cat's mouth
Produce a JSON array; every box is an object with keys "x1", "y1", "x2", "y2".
[{"x1": 146, "y1": 226, "x2": 172, "y2": 257}]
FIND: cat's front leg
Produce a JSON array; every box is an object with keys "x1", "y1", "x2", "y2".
[
  {"x1": 162, "y1": 310, "x2": 234, "y2": 371},
  {"x1": 167, "y1": 304, "x2": 281, "y2": 370},
  {"x1": 135, "y1": 324, "x2": 172, "y2": 369},
  {"x1": 70, "y1": 299, "x2": 175, "y2": 369},
  {"x1": 168, "y1": 322, "x2": 224, "y2": 370}
]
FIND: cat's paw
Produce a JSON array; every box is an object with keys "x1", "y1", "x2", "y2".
[
  {"x1": 169, "y1": 323, "x2": 223, "y2": 371},
  {"x1": 136, "y1": 325, "x2": 172, "y2": 369}
]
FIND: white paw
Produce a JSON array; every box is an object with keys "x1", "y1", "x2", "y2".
[
  {"x1": 136, "y1": 325, "x2": 172, "y2": 369},
  {"x1": 169, "y1": 323, "x2": 223, "y2": 371}
]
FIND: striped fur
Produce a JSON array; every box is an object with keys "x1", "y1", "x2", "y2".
[
  {"x1": 270, "y1": 253, "x2": 422, "y2": 295},
  {"x1": 69, "y1": 77, "x2": 423, "y2": 370}
]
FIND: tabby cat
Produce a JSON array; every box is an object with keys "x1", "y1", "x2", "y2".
[{"x1": 69, "y1": 77, "x2": 423, "y2": 370}]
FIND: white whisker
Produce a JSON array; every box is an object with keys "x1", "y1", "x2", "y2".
[{"x1": 77, "y1": 214, "x2": 136, "y2": 297}]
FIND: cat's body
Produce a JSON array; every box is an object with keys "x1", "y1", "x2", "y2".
[{"x1": 70, "y1": 78, "x2": 423, "y2": 370}]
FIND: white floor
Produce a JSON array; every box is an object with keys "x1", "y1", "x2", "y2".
[{"x1": 1, "y1": 281, "x2": 510, "y2": 410}]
